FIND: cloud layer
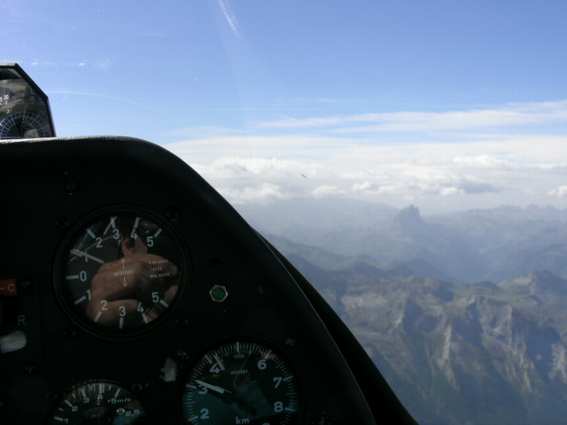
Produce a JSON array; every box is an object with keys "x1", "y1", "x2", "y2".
[
  {"x1": 257, "y1": 100, "x2": 567, "y2": 133},
  {"x1": 166, "y1": 100, "x2": 567, "y2": 212}
]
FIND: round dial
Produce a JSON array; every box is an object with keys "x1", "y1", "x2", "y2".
[
  {"x1": 49, "y1": 381, "x2": 145, "y2": 425},
  {"x1": 59, "y1": 212, "x2": 183, "y2": 332},
  {"x1": 182, "y1": 342, "x2": 299, "y2": 425},
  {"x1": 0, "y1": 111, "x2": 52, "y2": 138}
]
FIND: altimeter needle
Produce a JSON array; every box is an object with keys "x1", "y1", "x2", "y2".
[
  {"x1": 195, "y1": 380, "x2": 232, "y2": 395},
  {"x1": 71, "y1": 249, "x2": 105, "y2": 265}
]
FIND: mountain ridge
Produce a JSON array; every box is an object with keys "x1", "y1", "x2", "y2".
[{"x1": 278, "y1": 242, "x2": 567, "y2": 425}]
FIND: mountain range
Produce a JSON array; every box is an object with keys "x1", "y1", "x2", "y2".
[
  {"x1": 240, "y1": 199, "x2": 567, "y2": 282},
  {"x1": 239, "y1": 200, "x2": 567, "y2": 425},
  {"x1": 288, "y1": 249, "x2": 567, "y2": 425}
]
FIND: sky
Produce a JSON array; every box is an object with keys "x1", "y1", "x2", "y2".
[{"x1": 4, "y1": 0, "x2": 567, "y2": 212}]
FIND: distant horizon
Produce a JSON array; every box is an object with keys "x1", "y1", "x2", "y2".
[
  {"x1": 251, "y1": 194, "x2": 567, "y2": 284},
  {"x1": 227, "y1": 195, "x2": 567, "y2": 215}
]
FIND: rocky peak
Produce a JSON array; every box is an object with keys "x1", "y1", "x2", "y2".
[{"x1": 396, "y1": 205, "x2": 424, "y2": 228}]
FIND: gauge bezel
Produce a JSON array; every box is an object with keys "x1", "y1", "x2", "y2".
[
  {"x1": 53, "y1": 205, "x2": 190, "y2": 340},
  {"x1": 179, "y1": 338, "x2": 303, "y2": 425}
]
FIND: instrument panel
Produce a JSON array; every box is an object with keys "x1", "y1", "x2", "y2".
[{"x1": 0, "y1": 137, "x2": 377, "y2": 425}]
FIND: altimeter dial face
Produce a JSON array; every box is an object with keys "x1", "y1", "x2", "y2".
[
  {"x1": 49, "y1": 381, "x2": 145, "y2": 425},
  {"x1": 59, "y1": 212, "x2": 184, "y2": 333},
  {"x1": 182, "y1": 341, "x2": 299, "y2": 425}
]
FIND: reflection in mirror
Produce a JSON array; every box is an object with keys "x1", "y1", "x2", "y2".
[{"x1": 0, "y1": 64, "x2": 55, "y2": 139}]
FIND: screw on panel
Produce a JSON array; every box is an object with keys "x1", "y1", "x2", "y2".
[{"x1": 209, "y1": 285, "x2": 229, "y2": 303}]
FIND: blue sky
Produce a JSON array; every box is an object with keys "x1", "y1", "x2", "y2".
[{"x1": 4, "y1": 0, "x2": 567, "y2": 211}]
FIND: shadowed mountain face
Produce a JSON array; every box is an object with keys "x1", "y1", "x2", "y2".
[{"x1": 294, "y1": 256, "x2": 567, "y2": 425}]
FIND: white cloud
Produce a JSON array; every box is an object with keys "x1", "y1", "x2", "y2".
[
  {"x1": 548, "y1": 186, "x2": 567, "y2": 199},
  {"x1": 439, "y1": 187, "x2": 461, "y2": 197},
  {"x1": 352, "y1": 181, "x2": 399, "y2": 195},
  {"x1": 257, "y1": 100, "x2": 567, "y2": 133},
  {"x1": 452, "y1": 155, "x2": 514, "y2": 169},
  {"x1": 187, "y1": 156, "x2": 324, "y2": 204},
  {"x1": 312, "y1": 185, "x2": 345, "y2": 198},
  {"x1": 165, "y1": 135, "x2": 347, "y2": 163},
  {"x1": 194, "y1": 157, "x2": 320, "y2": 180},
  {"x1": 394, "y1": 165, "x2": 499, "y2": 197},
  {"x1": 221, "y1": 183, "x2": 288, "y2": 204},
  {"x1": 352, "y1": 181, "x2": 378, "y2": 192},
  {"x1": 451, "y1": 154, "x2": 567, "y2": 172},
  {"x1": 166, "y1": 111, "x2": 567, "y2": 211}
]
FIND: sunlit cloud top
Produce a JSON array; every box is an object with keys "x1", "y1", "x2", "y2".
[{"x1": 167, "y1": 99, "x2": 567, "y2": 212}]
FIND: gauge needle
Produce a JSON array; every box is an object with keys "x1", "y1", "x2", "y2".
[
  {"x1": 195, "y1": 380, "x2": 232, "y2": 395},
  {"x1": 71, "y1": 249, "x2": 105, "y2": 265}
]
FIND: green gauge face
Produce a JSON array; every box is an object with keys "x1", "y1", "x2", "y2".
[
  {"x1": 49, "y1": 381, "x2": 145, "y2": 425},
  {"x1": 59, "y1": 212, "x2": 183, "y2": 333},
  {"x1": 182, "y1": 342, "x2": 299, "y2": 425}
]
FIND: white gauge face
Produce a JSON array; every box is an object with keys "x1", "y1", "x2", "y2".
[{"x1": 60, "y1": 213, "x2": 184, "y2": 333}]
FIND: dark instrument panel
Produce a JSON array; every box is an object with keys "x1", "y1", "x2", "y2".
[{"x1": 0, "y1": 137, "x2": 385, "y2": 425}]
